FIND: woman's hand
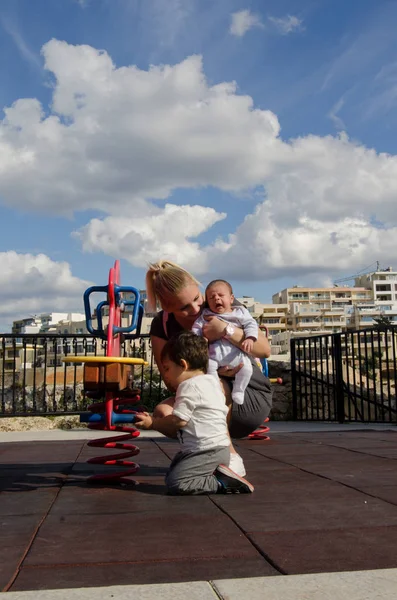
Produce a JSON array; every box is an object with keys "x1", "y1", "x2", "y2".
[
  {"x1": 218, "y1": 363, "x2": 243, "y2": 378},
  {"x1": 202, "y1": 315, "x2": 226, "y2": 342}
]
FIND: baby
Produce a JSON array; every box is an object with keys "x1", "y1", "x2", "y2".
[{"x1": 192, "y1": 279, "x2": 258, "y2": 405}]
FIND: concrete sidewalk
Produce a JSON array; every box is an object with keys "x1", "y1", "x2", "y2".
[{"x1": 4, "y1": 569, "x2": 397, "y2": 599}]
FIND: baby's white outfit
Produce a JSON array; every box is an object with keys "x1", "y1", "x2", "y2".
[{"x1": 192, "y1": 306, "x2": 258, "y2": 405}]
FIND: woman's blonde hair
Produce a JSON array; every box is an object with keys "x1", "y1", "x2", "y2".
[{"x1": 145, "y1": 260, "x2": 200, "y2": 312}]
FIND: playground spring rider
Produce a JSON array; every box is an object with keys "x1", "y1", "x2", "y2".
[{"x1": 63, "y1": 260, "x2": 147, "y2": 484}]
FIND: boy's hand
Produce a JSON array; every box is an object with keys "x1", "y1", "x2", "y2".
[
  {"x1": 134, "y1": 412, "x2": 153, "y2": 430},
  {"x1": 241, "y1": 337, "x2": 254, "y2": 353}
]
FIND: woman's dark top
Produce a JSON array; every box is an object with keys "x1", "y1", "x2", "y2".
[{"x1": 150, "y1": 311, "x2": 184, "y2": 340}]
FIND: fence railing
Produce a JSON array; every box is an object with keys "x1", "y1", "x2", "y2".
[
  {"x1": 291, "y1": 327, "x2": 397, "y2": 423},
  {"x1": 0, "y1": 333, "x2": 168, "y2": 417}
]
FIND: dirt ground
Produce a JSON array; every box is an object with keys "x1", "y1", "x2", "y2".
[{"x1": 0, "y1": 416, "x2": 85, "y2": 432}]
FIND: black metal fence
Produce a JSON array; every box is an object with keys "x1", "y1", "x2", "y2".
[
  {"x1": 291, "y1": 327, "x2": 397, "y2": 423},
  {"x1": 0, "y1": 333, "x2": 168, "y2": 417}
]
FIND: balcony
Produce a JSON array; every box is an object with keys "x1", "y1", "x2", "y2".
[{"x1": 289, "y1": 294, "x2": 309, "y2": 300}]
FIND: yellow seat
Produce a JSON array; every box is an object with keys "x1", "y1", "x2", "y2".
[{"x1": 62, "y1": 356, "x2": 147, "y2": 365}]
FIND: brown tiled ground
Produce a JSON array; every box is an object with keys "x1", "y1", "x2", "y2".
[{"x1": 1, "y1": 430, "x2": 397, "y2": 591}]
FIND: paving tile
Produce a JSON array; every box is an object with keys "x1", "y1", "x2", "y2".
[
  {"x1": 12, "y1": 557, "x2": 277, "y2": 591},
  {"x1": 24, "y1": 510, "x2": 261, "y2": 566},
  {"x1": 241, "y1": 464, "x2": 324, "y2": 486},
  {"x1": 0, "y1": 487, "x2": 58, "y2": 516},
  {"x1": 357, "y1": 485, "x2": 397, "y2": 505},
  {"x1": 0, "y1": 545, "x2": 27, "y2": 591},
  {"x1": 0, "y1": 466, "x2": 70, "y2": 492},
  {"x1": 237, "y1": 435, "x2": 314, "y2": 446},
  {"x1": 308, "y1": 465, "x2": 397, "y2": 487},
  {"x1": 213, "y1": 489, "x2": 397, "y2": 533},
  {"x1": 244, "y1": 443, "x2": 352, "y2": 458},
  {"x1": 1, "y1": 514, "x2": 44, "y2": 548},
  {"x1": 323, "y1": 439, "x2": 397, "y2": 450},
  {"x1": 0, "y1": 442, "x2": 84, "y2": 464},
  {"x1": 351, "y1": 448, "x2": 397, "y2": 459},
  {"x1": 51, "y1": 484, "x2": 218, "y2": 516},
  {"x1": 250, "y1": 526, "x2": 397, "y2": 574}
]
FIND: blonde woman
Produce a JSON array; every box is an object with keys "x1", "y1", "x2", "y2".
[{"x1": 145, "y1": 260, "x2": 272, "y2": 477}]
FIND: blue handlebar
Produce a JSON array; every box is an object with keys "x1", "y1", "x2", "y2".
[
  {"x1": 83, "y1": 284, "x2": 143, "y2": 340},
  {"x1": 83, "y1": 286, "x2": 108, "y2": 336},
  {"x1": 113, "y1": 285, "x2": 141, "y2": 334}
]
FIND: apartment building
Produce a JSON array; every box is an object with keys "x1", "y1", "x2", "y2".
[
  {"x1": 272, "y1": 286, "x2": 372, "y2": 309},
  {"x1": 271, "y1": 329, "x2": 331, "y2": 356},
  {"x1": 236, "y1": 297, "x2": 288, "y2": 341},
  {"x1": 0, "y1": 340, "x2": 37, "y2": 373},
  {"x1": 347, "y1": 303, "x2": 397, "y2": 329},
  {"x1": 354, "y1": 267, "x2": 397, "y2": 304},
  {"x1": 272, "y1": 285, "x2": 374, "y2": 334},
  {"x1": 12, "y1": 313, "x2": 86, "y2": 335}
]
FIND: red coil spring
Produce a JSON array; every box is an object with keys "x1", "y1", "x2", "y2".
[
  {"x1": 247, "y1": 417, "x2": 270, "y2": 440},
  {"x1": 85, "y1": 396, "x2": 142, "y2": 485}
]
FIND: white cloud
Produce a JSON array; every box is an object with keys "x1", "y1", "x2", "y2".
[
  {"x1": 211, "y1": 211, "x2": 397, "y2": 281},
  {"x1": 0, "y1": 253, "x2": 91, "y2": 328},
  {"x1": 268, "y1": 15, "x2": 302, "y2": 35},
  {"x1": 230, "y1": 9, "x2": 262, "y2": 37},
  {"x1": 1, "y1": 40, "x2": 397, "y2": 285},
  {"x1": 0, "y1": 41, "x2": 280, "y2": 215},
  {"x1": 75, "y1": 203, "x2": 226, "y2": 274}
]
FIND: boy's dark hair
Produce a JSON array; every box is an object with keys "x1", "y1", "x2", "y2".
[
  {"x1": 205, "y1": 279, "x2": 233, "y2": 295},
  {"x1": 160, "y1": 332, "x2": 208, "y2": 373}
]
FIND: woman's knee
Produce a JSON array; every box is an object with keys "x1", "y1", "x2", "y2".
[{"x1": 153, "y1": 396, "x2": 175, "y2": 419}]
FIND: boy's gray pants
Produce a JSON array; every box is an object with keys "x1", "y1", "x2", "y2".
[{"x1": 165, "y1": 446, "x2": 230, "y2": 495}]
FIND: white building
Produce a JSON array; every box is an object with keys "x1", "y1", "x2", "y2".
[
  {"x1": 347, "y1": 302, "x2": 397, "y2": 329},
  {"x1": 354, "y1": 267, "x2": 397, "y2": 304},
  {"x1": 236, "y1": 297, "x2": 288, "y2": 341},
  {"x1": 12, "y1": 313, "x2": 86, "y2": 335}
]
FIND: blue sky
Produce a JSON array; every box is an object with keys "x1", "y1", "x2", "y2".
[{"x1": 0, "y1": 0, "x2": 396, "y2": 329}]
